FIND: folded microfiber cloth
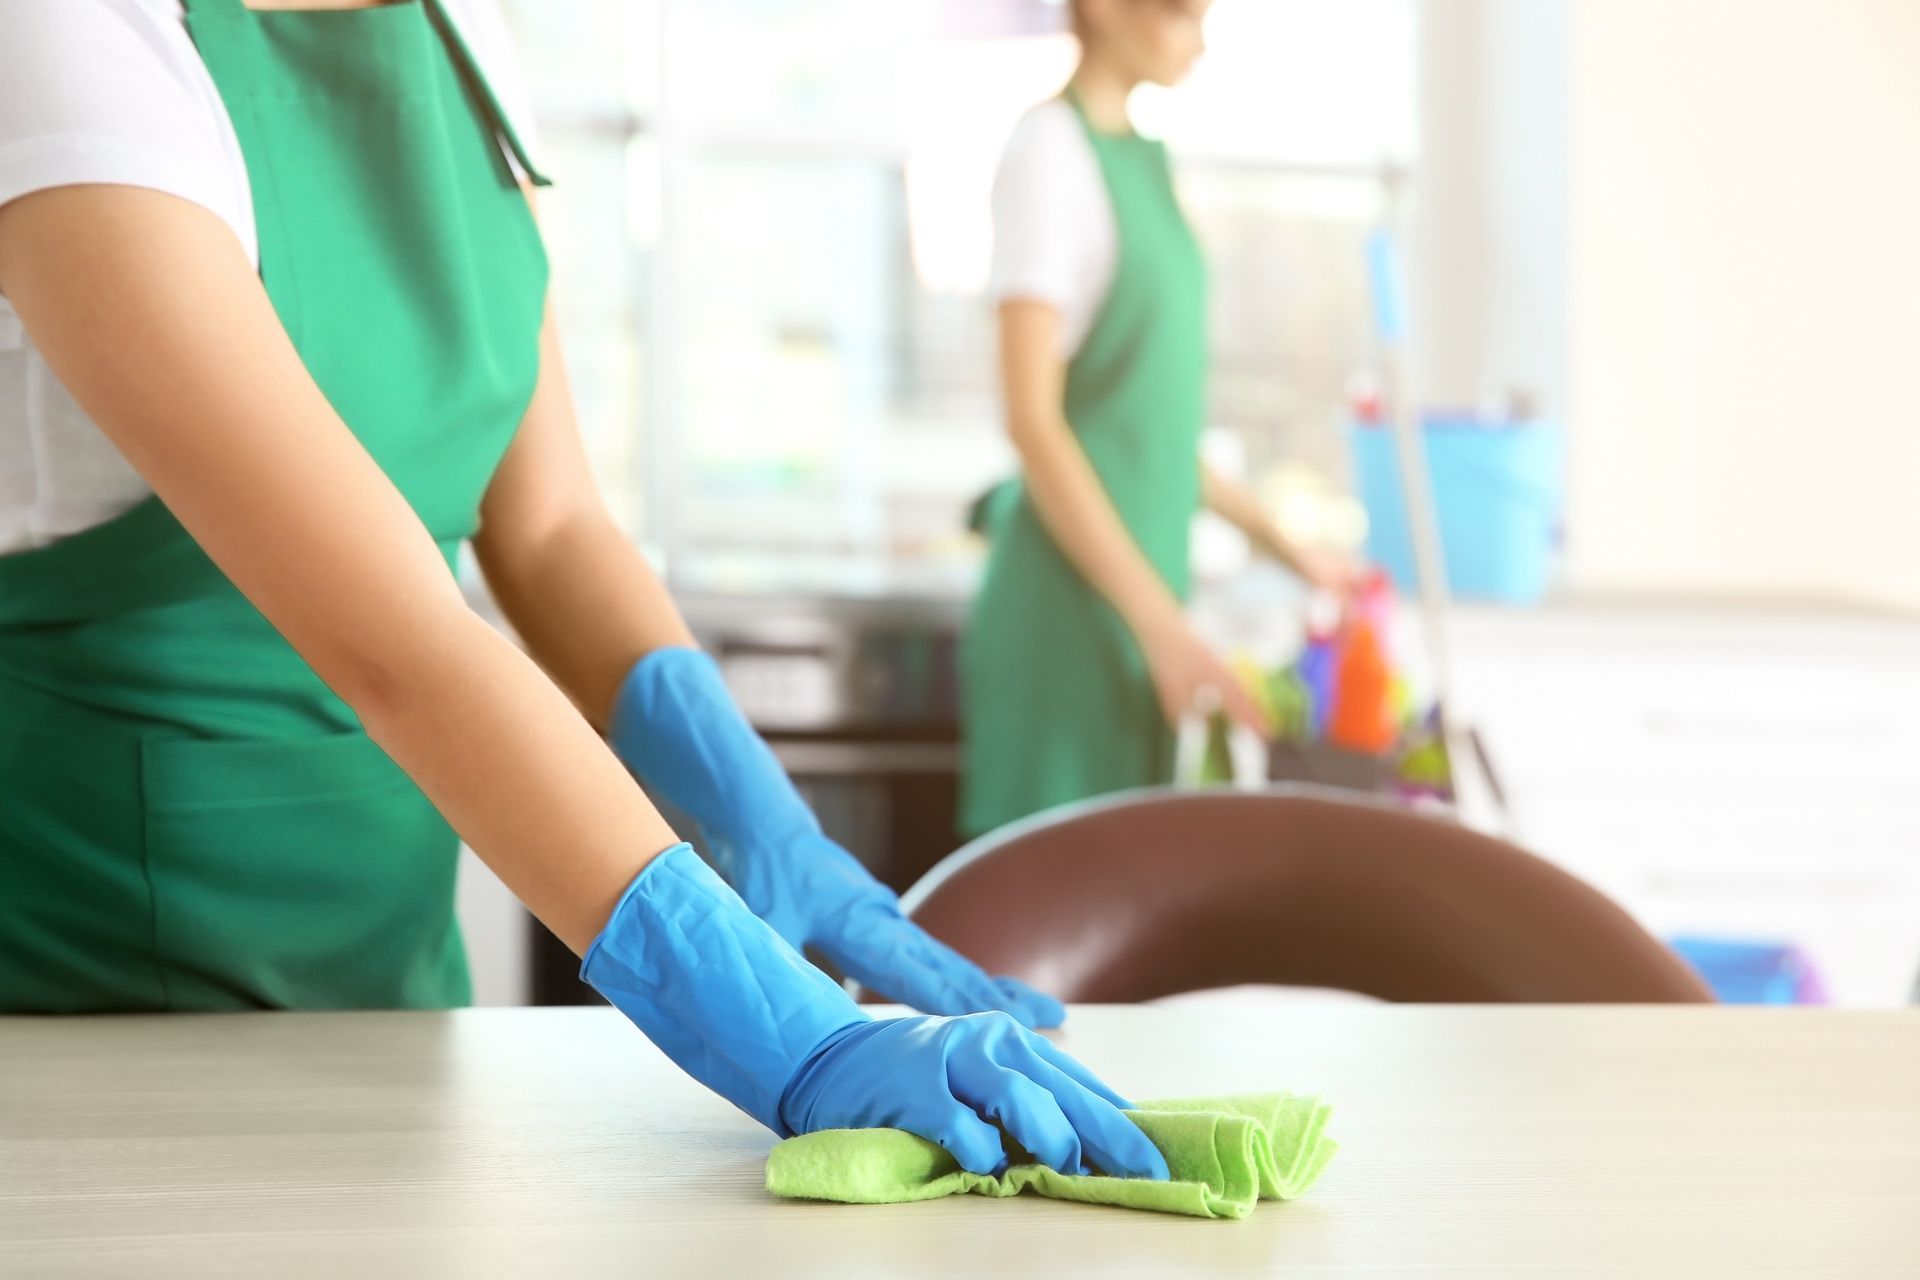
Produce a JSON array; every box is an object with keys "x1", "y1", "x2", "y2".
[{"x1": 766, "y1": 1092, "x2": 1337, "y2": 1220}]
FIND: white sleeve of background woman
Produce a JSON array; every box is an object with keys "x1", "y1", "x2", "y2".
[{"x1": 988, "y1": 99, "x2": 1115, "y2": 361}]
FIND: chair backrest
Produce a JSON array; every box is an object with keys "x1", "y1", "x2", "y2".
[{"x1": 897, "y1": 787, "x2": 1712, "y2": 1004}]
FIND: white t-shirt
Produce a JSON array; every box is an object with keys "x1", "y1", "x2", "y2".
[
  {"x1": 988, "y1": 98, "x2": 1116, "y2": 361},
  {"x1": 0, "y1": 0, "x2": 540, "y2": 554}
]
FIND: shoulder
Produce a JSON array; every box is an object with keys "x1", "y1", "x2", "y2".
[
  {"x1": 0, "y1": 0, "x2": 222, "y2": 143},
  {"x1": 1005, "y1": 99, "x2": 1082, "y2": 154},
  {"x1": 989, "y1": 98, "x2": 1115, "y2": 326},
  {"x1": 992, "y1": 99, "x2": 1105, "y2": 235},
  {"x1": 0, "y1": 0, "x2": 253, "y2": 258},
  {"x1": 1, "y1": 0, "x2": 200, "y2": 82},
  {"x1": 996, "y1": 99, "x2": 1096, "y2": 188}
]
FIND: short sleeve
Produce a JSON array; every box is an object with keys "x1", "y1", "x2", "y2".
[
  {"x1": 988, "y1": 101, "x2": 1114, "y2": 356},
  {"x1": 989, "y1": 106, "x2": 1086, "y2": 311},
  {"x1": 0, "y1": 0, "x2": 253, "y2": 258}
]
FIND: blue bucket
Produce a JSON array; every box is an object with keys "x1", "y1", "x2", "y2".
[
  {"x1": 1349, "y1": 415, "x2": 1564, "y2": 604},
  {"x1": 1668, "y1": 936, "x2": 1827, "y2": 1005}
]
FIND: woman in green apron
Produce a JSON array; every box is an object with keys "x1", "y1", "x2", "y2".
[
  {"x1": 961, "y1": 0, "x2": 1352, "y2": 836},
  {"x1": 0, "y1": 0, "x2": 1165, "y2": 1182}
]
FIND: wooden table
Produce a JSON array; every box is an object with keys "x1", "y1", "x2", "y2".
[{"x1": 3, "y1": 1005, "x2": 1916, "y2": 1277}]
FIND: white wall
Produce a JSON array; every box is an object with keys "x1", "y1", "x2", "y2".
[
  {"x1": 457, "y1": 847, "x2": 530, "y2": 1006},
  {"x1": 1411, "y1": 0, "x2": 1569, "y2": 420},
  {"x1": 1565, "y1": 0, "x2": 1920, "y2": 611}
]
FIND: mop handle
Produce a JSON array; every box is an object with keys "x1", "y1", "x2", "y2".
[{"x1": 1366, "y1": 228, "x2": 1457, "y2": 708}]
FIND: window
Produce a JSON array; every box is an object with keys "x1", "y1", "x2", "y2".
[{"x1": 499, "y1": 0, "x2": 1415, "y2": 582}]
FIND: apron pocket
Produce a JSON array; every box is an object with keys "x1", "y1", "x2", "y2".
[{"x1": 140, "y1": 730, "x2": 467, "y2": 1011}]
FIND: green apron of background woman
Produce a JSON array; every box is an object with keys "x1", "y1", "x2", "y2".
[
  {"x1": 960, "y1": 90, "x2": 1208, "y2": 837},
  {"x1": 0, "y1": 0, "x2": 548, "y2": 1012}
]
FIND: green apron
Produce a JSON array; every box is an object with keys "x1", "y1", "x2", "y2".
[
  {"x1": 0, "y1": 0, "x2": 549, "y2": 1012},
  {"x1": 960, "y1": 92, "x2": 1209, "y2": 837}
]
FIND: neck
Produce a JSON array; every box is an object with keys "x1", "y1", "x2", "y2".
[{"x1": 1069, "y1": 56, "x2": 1137, "y2": 134}]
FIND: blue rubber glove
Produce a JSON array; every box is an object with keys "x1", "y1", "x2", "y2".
[
  {"x1": 608, "y1": 647, "x2": 1065, "y2": 1030},
  {"x1": 582, "y1": 844, "x2": 1169, "y2": 1181}
]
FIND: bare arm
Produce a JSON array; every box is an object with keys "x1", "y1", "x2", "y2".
[
  {"x1": 0, "y1": 186, "x2": 675, "y2": 953},
  {"x1": 472, "y1": 307, "x2": 694, "y2": 730},
  {"x1": 1201, "y1": 464, "x2": 1353, "y2": 591},
  {"x1": 998, "y1": 299, "x2": 1265, "y2": 732}
]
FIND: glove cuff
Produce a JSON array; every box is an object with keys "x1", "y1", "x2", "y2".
[
  {"x1": 581, "y1": 843, "x2": 865, "y2": 1134},
  {"x1": 608, "y1": 647, "x2": 819, "y2": 850}
]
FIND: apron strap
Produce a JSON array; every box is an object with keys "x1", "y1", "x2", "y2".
[
  {"x1": 420, "y1": 0, "x2": 554, "y2": 188},
  {"x1": 178, "y1": 0, "x2": 552, "y2": 188}
]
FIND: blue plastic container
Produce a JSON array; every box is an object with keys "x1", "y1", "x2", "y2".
[
  {"x1": 1349, "y1": 415, "x2": 1564, "y2": 604},
  {"x1": 1668, "y1": 936, "x2": 1827, "y2": 1005}
]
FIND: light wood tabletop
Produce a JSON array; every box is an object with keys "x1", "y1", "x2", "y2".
[{"x1": 2, "y1": 1004, "x2": 1916, "y2": 1278}]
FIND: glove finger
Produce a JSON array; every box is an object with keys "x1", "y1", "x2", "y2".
[
  {"x1": 903, "y1": 932, "x2": 1044, "y2": 1027},
  {"x1": 1021, "y1": 1032, "x2": 1135, "y2": 1112},
  {"x1": 966, "y1": 1066, "x2": 1085, "y2": 1176},
  {"x1": 813, "y1": 912, "x2": 955, "y2": 1005},
  {"x1": 827, "y1": 921, "x2": 1039, "y2": 1028},
  {"x1": 994, "y1": 976, "x2": 1066, "y2": 1029},
  {"x1": 913, "y1": 1101, "x2": 1013, "y2": 1176},
  {"x1": 1015, "y1": 1052, "x2": 1170, "y2": 1181},
  {"x1": 833, "y1": 947, "x2": 1011, "y2": 1023}
]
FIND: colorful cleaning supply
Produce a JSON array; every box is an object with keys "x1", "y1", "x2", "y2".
[
  {"x1": 1266, "y1": 667, "x2": 1313, "y2": 742},
  {"x1": 1668, "y1": 937, "x2": 1828, "y2": 1005},
  {"x1": 1354, "y1": 568, "x2": 1396, "y2": 637},
  {"x1": 1191, "y1": 578, "x2": 1438, "y2": 790},
  {"x1": 1327, "y1": 619, "x2": 1395, "y2": 753},
  {"x1": 767, "y1": 1092, "x2": 1337, "y2": 1220},
  {"x1": 1296, "y1": 634, "x2": 1337, "y2": 738},
  {"x1": 1231, "y1": 653, "x2": 1279, "y2": 728},
  {"x1": 1200, "y1": 713, "x2": 1235, "y2": 785},
  {"x1": 1395, "y1": 710, "x2": 1454, "y2": 796},
  {"x1": 1386, "y1": 672, "x2": 1412, "y2": 728}
]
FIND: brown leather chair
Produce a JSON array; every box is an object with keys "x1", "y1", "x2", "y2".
[{"x1": 888, "y1": 786, "x2": 1712, "y2": 1004}]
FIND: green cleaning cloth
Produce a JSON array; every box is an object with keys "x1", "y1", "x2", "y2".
[{"x1": 766, "y1": 1093, "x2": 1337, "y2": 1220}]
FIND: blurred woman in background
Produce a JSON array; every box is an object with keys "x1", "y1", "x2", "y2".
[{"x1": 962, "y1": 0, "x2": 1352, "y2": 837}]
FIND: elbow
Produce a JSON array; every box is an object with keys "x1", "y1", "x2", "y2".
[
  {"x1": 326, "y1": 645, "x2": 411, "y2": 728},
  {"x1": 314, "y1": 591, "x2": 485, "y2": 732},
  {"x1": 1005, "y1": 409, "x2": 1068, "y2": 463}
]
